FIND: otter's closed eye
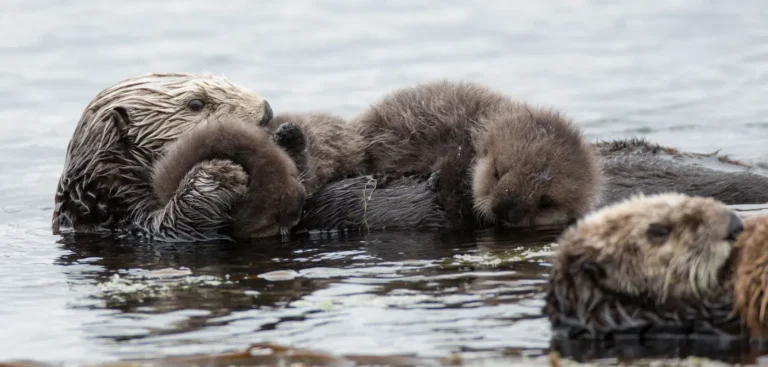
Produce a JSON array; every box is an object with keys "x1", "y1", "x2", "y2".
[
  {"x1": 646, "y1": 223, "x2": 672, "y2": 244},
  {"x1": 540, "y1": 195, "x2": 556, "y2": 210},
  {"x1": 187, "y1": 99, "x2": 205, "y2": 112}
]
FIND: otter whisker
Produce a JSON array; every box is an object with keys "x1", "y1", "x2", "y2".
[
  {"x1": 689, "y1": 257, "x2": 701, "y2": 300},
  {"x1": 760, "y1": 290, "x2": 768, "y2": 323}
]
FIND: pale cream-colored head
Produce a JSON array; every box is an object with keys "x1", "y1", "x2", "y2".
[
  {"x1": 555, "y1": 192, "x2": 742, "y2": 304},
  {"x1": 67, "y1": 72, "x2": 272, "y2": 162},
  {"x1": 54, "y1": 72, "x2": 273, "y2": 233}
]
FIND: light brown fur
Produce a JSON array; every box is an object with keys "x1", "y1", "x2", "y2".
[
  {"x1": 152, "y1": 118, "x2": 305, "y2": 239},
  {"x1": 352, "y1": 80, "x2": 603, "y2": 228},
  {"x1": 733, "y1": 216, "x2": 768, "y2": 338},
  {"x1": 264, "y1": 112, "x2": 364, "y2": 196},
  {"x1": 545, "y1": 193, "x2": 742, "y2": 338}
]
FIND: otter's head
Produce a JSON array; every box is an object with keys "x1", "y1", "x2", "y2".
[
  {"x1": 551, "y1": 193, "x2": 742, "y2": 308},
  {"x1": 53, "y1": 72, "x2": 273, "y2": 233},
  {"x1": 471, "y1": 106, "x2": 603, "y2": 228}
]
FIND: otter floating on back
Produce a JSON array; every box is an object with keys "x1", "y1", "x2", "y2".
[
  {"x1": 52, "y1": 72, "x2": 277, "y2": 241},
  {"x1": 351, "y1": 80, "x2": 604, "y2": 230},
  {"x1": 544, "y1": 192, "x2": 744, "y2": 340}
]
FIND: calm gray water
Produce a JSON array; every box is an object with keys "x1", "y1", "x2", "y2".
[{"x1": 2, "y1": 0, "x2": 768, "y2": 365}]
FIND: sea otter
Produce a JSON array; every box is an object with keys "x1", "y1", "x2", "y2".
[
  {"x1": 543, "y1": 192, "x2": 745, "y2": 340},
  {"x1": 52, "y1": 72, "x2": 275, "y2": 241},
  {"x1": 596, "y1": 138, "x2": 768, "y2": 205},
  {"x1": 351, "y1": 80, "x2": 603, "y2": 229},
  {"x1": 151, "y1": 118, "x2": 305, "y2": 240},
  {"x1": 261, "y1": 111, "x2": 365, "y2": 196},
  {"x1": 296, "y1": 138, "x2": 768, "y2": 233}
]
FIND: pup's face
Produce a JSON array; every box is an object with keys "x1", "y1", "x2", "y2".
[
  {"x1": 557, "y1": 193, "x2": 742, "y2": 304},
  {"x1": 470, "y1": 107, "x2": 602, "y2": 229},
  {"x1": 472, "y1": 156, "x2": 585, "y2": 228}
]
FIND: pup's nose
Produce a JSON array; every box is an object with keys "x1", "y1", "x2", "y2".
[
  {"x1": 491, "y1": 201, "x2": 527, "y2": 225},
  {"x1": 727, "y1": 212, "x2": 743, "y2": 241}
]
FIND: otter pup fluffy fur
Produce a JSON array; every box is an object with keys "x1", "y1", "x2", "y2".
[
  {"x1": 52, "y1": 72, "x2": 274, "y2": 241},
  {"x1": 261, "y1": 111, "x2": 365, "y2": 196},
  {"x1": 151, "y1": 118, "x2": 305, "y2": 239},
  {"x1": 544, "y1": 192, "x2": 744, "y2": 340},
  {"x1": 352, "y1": 80, "x2": 603, "y2": 229}
]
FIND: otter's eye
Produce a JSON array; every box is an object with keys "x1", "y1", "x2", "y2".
[
  {"x1": 646, "y1": 223, "x2": 672, "y2": 245},
  {"x1": 539, "y1": 195, "x2": 556, "y2": 210},
  {"x1": 187, "y1": 99, "x2": 205, "y2": 112}
]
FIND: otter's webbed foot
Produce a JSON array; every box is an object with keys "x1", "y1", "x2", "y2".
[
  {"x1": 273, "y1": 121, "x2": 309, "y2": 174},
  {"x1": 274, "y1": 122, "x2": 307, "y2": 156},
  {"x1": 149, "y1": 159, "x2": 248, "y2": 242}
]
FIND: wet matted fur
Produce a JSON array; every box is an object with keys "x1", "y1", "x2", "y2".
[
  {"x1": 52, "y1": 72, "x2": 273, "y2": 241},
  {"x1": 544, "y1": 193, "x2": 744, "y2": 340},
  {"x1": 596, "y1": 138, "x2": 768, "y2": 205}
]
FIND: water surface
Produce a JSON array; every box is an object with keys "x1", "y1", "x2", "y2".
[{"x1": 2, "y1": 0, "x2": 768, "y2": 365}]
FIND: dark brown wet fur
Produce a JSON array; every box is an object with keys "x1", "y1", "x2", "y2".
[
  {"x1": 297, "y1": 138, "x2": 768, "y2": 234},
  {"x1": 263, "y1": 112, "x2": 365, "y2": 196},
  {"x1": 152, "y1": 118, "x2": 306, "y2": 239},
  {"x1": 296, "y1": 176, "x2": 445, "y2": 232},
  {"x1": 597, "y1": 138, "x2": 768, "y2": 205},
  {"x1": 352, "y1": 80, "x2": 603, "y2": 228}
]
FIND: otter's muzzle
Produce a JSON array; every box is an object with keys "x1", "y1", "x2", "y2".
[{"x1": 727, "y1": 212, "x2": 744, "y2": 241}]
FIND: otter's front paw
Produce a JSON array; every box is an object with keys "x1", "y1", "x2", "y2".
[
  {"x1": 427, "y1": 171, "x2": 440, "y2": 192},
  {"x1": 191, "y1": 159, "x2": 248, "y2": 196},
  {"x1": 273, "y1": 122, "x2": 307, "y2": 156}
]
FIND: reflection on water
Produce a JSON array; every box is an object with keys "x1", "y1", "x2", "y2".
[
  {"x1": 54, "y1": 229, "x2": 558, "y2": 362},
  {"x1": 3, "y1": 0, "x2": 768, "y2": 364}
]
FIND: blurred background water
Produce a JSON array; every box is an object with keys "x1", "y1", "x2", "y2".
[{"x1": 1, "y1": 0, "x2": 768, "y2": 365}]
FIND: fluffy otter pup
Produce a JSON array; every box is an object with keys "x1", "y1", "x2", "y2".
[
  {"x1": 261, "y1": 112, "x2": 364, "y2": 196},
  {"x1": 352, "y1": 80, "x2": 603, "y2": 228},
  {"x1": 544, "y1": 193, "x2": 744, "y2": 340},
  {"x1": 52, "y1": 72, "x2": 274, "y2": 241},
  {"x1": 151, "y1": 118, "x2": 305, "y2": 239}
]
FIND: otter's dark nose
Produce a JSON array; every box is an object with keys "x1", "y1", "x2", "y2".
[
  {"x1": 727, "y1": 212, "x2": 743, "y2": 241},
  {"x1": 259, "y1": 101, "x2": 273, "y2": 126},
  {"x1": 492, "y1": 201, "x2": 526, "y2": 225}
]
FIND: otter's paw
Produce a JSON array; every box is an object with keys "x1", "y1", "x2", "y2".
[
  {"x1": 190, "y1": 159, "x2": 248, "y2": 196},
  {"x1": 273, "y1": 122, "x2": 307, "y2": 156},
  {"x1": 427, "y1": 171, "x2": 441, "y2": 192}
]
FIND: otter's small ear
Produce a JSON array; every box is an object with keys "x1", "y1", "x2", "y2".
[
  {"x1": 110, "y1": 107, "x2": 133, "y2": 144},
  {"x1": 581, "y1": 260, "x2": 607, "y2": 283}
]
